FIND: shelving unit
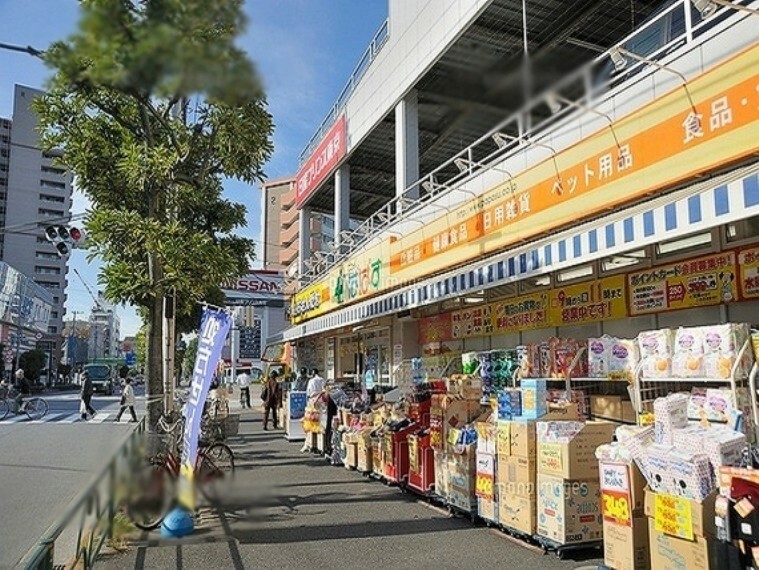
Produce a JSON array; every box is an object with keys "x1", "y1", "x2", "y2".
[{"x1": 632, "y1": 338, "x2": 757, "y2": 440}]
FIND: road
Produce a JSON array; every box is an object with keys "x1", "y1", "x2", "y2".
[{"x1": 0, "y1": 385, "x2": 146, "y2": 568}]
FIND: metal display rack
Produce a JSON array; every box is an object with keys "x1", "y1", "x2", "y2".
[{"x1": 632, "y1": 338, "x2": 759, "y2": 439}]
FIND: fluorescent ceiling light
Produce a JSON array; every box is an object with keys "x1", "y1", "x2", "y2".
[
  {"x1": 657, "y1": 232, "x2": 712, "y2": 255},
  {"x1": 557, "y1": 265, "x2": 594, "y2": 282}
]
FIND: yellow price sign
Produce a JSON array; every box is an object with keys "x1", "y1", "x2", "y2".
[
  {"x1": 654, "y1": 493, "x2": 694, "y2": 540},
  {"x1": 476, "y1": 474, "x2": 494, "y2": 500},
  {"x1": 601, "y1": 490, "x2": 631, "y2": 527}
]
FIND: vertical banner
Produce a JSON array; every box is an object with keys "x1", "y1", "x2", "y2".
[{"x1": 178, "y1": 308, "x2": 232, "y2": 509}]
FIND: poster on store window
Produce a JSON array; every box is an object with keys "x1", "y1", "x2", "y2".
[
  {"x1": 628, "y1": 252, "x2": 738, "y2": 315},
  {"x1": 451, "y1": 304, "x2": 493, "y2": 339},
  {"x1": 549, "y1": 275, "x2": 627, "y2": 325},
  {"x1": 738, "y1": 247, "x2": 759, "y2": 299}
]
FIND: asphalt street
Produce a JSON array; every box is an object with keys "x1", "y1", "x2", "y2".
[
  {"x1": 0, "y1": 386, "x2": 146, "y2": 568},
  {"x1": 99, "y1": 388, "x2": 603, "y2": 570}
]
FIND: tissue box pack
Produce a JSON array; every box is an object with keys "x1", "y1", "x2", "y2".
[
  {"x1": 536, "y1": 420, "x2": 585, "y2": 443},
  {"x1": 646, "y1": 444, "x2": 675, "y2": 494},
  {"x1": 669, "y1": 451, "x2": 714, "y2": 501},
  {"x1": 653, "y1": 393, "x2": 689, "y2": 444},
  {"x1": 588, "y1": 337, "x2": 611, "y2": 378},
  {"x1": 639, "y1": 329, "x2": 673, "y2": 378},
  {"x1": 516, "y1": 345, "x2": 540, "y2": 378},
  {"x1": 609, "y1": 338, "x2": 639, "y2": 381},
  {"x1": 616, "y1": 425, "x2": 655, "y2": 476},
  {"x1": 672, "y1": 327, "x2": 705, "y2": 378},
  {"x1": 520, "y1": 379, "x2": 548, "y2": 419},
  {"x1": 701, "y1": 428, "x2": 746, "y2": 471},
  {"x1": 497, "y1": 389, "x2": 522, "y2": 420},
  {"x1": 703, "y1": 323, "x2": 751, "y2": 379}
]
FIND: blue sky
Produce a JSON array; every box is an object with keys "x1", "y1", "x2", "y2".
[{"x1": 0, "y1": 0, "x2": 388, "y2": 336}]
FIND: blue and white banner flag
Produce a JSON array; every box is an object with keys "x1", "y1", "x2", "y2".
[{"x1": 179, "y1": 307, "x2": 231, "y2": 506}]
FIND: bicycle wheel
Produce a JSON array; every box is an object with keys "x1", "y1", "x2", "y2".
[
  {"x1": 124, "y1": 461, "x2": 175, "y2": 530},
  {"x1": 197, "y1": 442, "x2": 235, "y2": 503},
  {"x1": 25, "y1": 398, "x2": 48, "y2": 421},
  {"x1": 0, "y1": 399, "x2": 9, "y2": 420}
]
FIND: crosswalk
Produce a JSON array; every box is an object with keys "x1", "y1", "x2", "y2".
[{"x1": 0, "y1": 411, "x2": 142, "y2": 425}]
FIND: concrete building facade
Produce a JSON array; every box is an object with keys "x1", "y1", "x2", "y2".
[{"x1": 1, "y1": 85, "x2": 73, "y2": 366}]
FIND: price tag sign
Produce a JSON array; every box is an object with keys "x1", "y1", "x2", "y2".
[
  {"x1": 475, "y1": 473, "x2": 494, "y2": 500},
  {"x1": 602, "y1": 490, "x2": 632, "y2": 527},
  {"x1": 654, "y1": 494, "x2": 694, "y2": 540}
]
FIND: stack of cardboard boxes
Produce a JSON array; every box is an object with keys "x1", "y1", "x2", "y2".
[
  {"x1": 497, "y1": 420, "x2": 538, "y2": 534},
  {"x1": 536, "y1": 420, "x2": 614, "y2": 545},
  {"x1": 475, "y1": 421, "x2": 498, "y2": 523}
]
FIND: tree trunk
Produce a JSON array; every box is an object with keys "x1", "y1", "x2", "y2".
[{"x1": 146, "y1": 294, "x2": 164, "y2": 431}]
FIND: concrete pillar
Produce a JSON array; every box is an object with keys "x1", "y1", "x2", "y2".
[
  {"x1": 395, "y1": 90, "x2": 420, "y2": 202},
  {"x1": 334, "y1": 164, "x2": 351, "y2": 252},
  {"x1": 298, "y1": 205, "x2": 312, "y2": 277}
]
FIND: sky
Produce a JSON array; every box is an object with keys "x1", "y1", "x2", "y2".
[{"x1": 0, "y1": 0, "x2": 388, "y2": 337}]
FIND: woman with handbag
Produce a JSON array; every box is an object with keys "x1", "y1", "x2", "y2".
[{"x1": 114, "y1": 377, "x2": 138, "y2": 422}]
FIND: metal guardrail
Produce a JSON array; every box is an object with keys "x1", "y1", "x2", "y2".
[
  {"x1": 20, "y1": 417, "x2": 147, "y2": 569},
  {"x1": 298, "y1": 18, "x2": 390, "y2": 165},
  {"x1": 297, "y1": 0, "x2": 752, "y2": 288}
]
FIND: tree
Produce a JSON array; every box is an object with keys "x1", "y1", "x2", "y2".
[
  {"x1": 33, "y1": 0, "x2": 274, "y2": 430},
  {"x1": 134, "y1": 325, "x2": 146, "y2": 368},
  {"x1": 19, "y1": 350, "x2": 47, "y2": 382},
  {"x1": 182, "y1": 337, "x2": 198, "y2": 384}
]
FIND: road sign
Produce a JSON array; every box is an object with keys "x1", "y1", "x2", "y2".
[{"x1": 125, "y1": 352, "x2": 137, "y2": 366}]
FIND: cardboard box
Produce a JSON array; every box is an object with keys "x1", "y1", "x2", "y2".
[
  {"x1": 498, "y1": 490, "x2": 537, "y2": 535},
  {"x1": 647, "y1": 518, "x2": 712, "y2": 570},
  {"x1": 344, "y1": 442, "x2": 358, "y2": 469},
  {"x1": 446, "y1": 375, "x2": 483, "y2": 400},
  {"x1": 536, "y1": 474, "x2": 603, "y2": 545},
  {"x1": 591, "y1": 395, "x2": 623, "y2": 420},
  {"x1": 544, "y1": 402, "x2": 580, "y2": 421},
  {"x1": 430, "y1": 395, "x2": 482, "y2": 451},
  {"x1": 537, "y1": 421, "x2": 615, "y2": 479},
  {"x1": 599, "y1": 461, "x2": 647, "y2": 516},
  {"x1": 475, "y1": 451, "x2": 496, "y2": 500},
  {"x1": 496, "y1": 421, "x2": 511, "y2": 457},
  {"x1": 357, "y1": 439, "x2": 373, "y2": 472},
  {"x1": 498, "y1": 455, "x2": 537, "y2": 497},
  {"x1": 521, "y1": 379, "x2": 548, "y2": 419},
  {"x1": 643, "y1": 487, "x2": 717, "y2": 539},
  {"x1": 434, "y1": 451, "x2": 448, "y2": 497},
  {"x1": 603, "y1": 518, "x2": 650, "y2": 570},
  {"x1": 475, "y1": 421, "x2": 497, "y2": 455},
  {"x1": 478, "y1": 497, "x2": 498, "y2": 523},
  {"x1": 510, "y1": 420, "x2": 537, "y2": 458},
  {"x1": 447, "y1": 453, "x2": 477, "y2": 512},
  {"x1": 622, "y1": 401, "x2": 637, "y2": 423}
]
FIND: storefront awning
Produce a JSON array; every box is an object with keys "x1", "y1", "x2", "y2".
[{"x1": 283, "y1": 164, "x2": 759, "y2": 341}]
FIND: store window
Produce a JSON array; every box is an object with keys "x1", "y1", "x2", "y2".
[
  {"x1": 655, "y1": 230, "x2": 713, "y2": 259},
  {"x1": 726, "y1": 215, "x2": 759, "y2": 244},
  {"x1": 601, "y1": 248, "x2": 649, "y2": 274}
]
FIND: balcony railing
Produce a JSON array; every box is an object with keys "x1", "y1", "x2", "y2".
[
  {"x1": 296, "y1": 0, "x2": 755, "y2": 289},
  {"x1": 298, "y1": 19, "x2": 390, "y2": 165}
]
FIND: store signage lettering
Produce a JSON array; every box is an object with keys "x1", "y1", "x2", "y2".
[
  {"x1": 333, "y1": 259, "x2": 381, "y2": 304},
  {"x1": 738, "y1": 247, "x2": 759, "y2": 299},
  {"x1": 628, "y1": 252, "x2": 738, "y2": 315},
  {"x1": 418, "y1": 313, "x2": 453, "y2": 344},
  {"x1": 295, "y1": 115, "x2": 347, "y2": 208},
  {"x1": 550, "y1": 276, "x2": 626, "y2": 325},
  {"x1": 291, "y1": 46, "x2": 758, "y2": 325},
  {"x1": 291, "y1": 288, "x2": 325, "y2": 319}
]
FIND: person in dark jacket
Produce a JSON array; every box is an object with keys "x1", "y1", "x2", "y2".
[
  {"x1": 80, "y1": 371, "x2": 96, "y2": 421},
  {"x1": 262, "y1": 370, "x2": 283, "y2": 431}
]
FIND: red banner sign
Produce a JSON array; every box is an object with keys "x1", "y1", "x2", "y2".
[{"x1": 295, "y1": 115, "x2": 347, "y2": 208}]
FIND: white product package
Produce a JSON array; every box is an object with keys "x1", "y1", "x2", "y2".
[
  {"x1": 672, "y1": 327, "x2": 705, "y2": 378},
  {"x1": 639, "y1": 329, "x2": 674, "y2": 378}
]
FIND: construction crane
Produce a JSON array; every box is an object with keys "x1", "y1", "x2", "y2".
[{"x1": 72, "y1": 267, "x2": 104, "y2": 310}]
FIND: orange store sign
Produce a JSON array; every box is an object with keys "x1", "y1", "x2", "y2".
[{"x1": 292, "y1": 46, "x2": 759, "y2": 324}]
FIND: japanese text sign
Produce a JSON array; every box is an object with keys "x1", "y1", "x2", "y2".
[
  {"x1": 295, "y1": 115, "x2": 347, "y2": 207},
  {"x1": 739, "y1": 247, "x2": 759, "y2": 299},
  {"x1": 654, "y1": 493, "x2": 694, "y2": 541}
]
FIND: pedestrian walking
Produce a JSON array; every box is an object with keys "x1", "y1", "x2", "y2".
[
  {"x1": 261, "y1": 370, "x2": 282, "y2": 430},
  {"x1": 80, "y1": 371, "x2": 96, "y2": 420},
  {"x1": 237, "y1": 369, "x2": 251, "y2": 409},
  {"x1": 115, "y1": 377, "x2": 138, "y2": 422}
]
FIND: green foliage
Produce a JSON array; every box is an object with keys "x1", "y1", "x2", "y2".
[
  {"x1": 182, "y1": 336, "x2": 198, "y2": 380},
  {"x1": 19, "y1": 350, "x2": 47, "y2": 381},
  {"x1": 33, "y1": 0, "x2": 273, "y2": 334},
  {"x1": 57, "y1": 363, "x2": 72, "y2": 378},
  {"x1": 134, "y1": 326, "x2": 146, "y2": 367}
]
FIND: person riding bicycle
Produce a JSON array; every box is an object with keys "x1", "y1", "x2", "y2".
[{"x1": 14, "y1": 369, "x2": 31, "y2": 412}]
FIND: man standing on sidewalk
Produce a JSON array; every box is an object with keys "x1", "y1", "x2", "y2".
[
  {"x1": 262, "y1": 370, "x2": 282, "y2": 430},
  {"x1": 237, "y1": 368, "x2": 251, "y2": 409}
]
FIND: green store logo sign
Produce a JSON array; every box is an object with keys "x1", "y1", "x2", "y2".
[{"x1": 334, "y1": 259, "x2": 381, "y2": 304}]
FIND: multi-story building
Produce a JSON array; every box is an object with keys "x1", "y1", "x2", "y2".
[
  {"x1": 89, "y1": 293, "x2": 120, "y2": 360},
  {"x1": 61, "y1": 318, "x2": 90, "y2": 368},
  {"x1": 1, "y1": 85, "x2": 73, "y2": 366},
  {"x1": 283, "y1": 0, "x2": 759, "y2": 390}
]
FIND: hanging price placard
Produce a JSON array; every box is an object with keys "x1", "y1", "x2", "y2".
[
  {"x1": 602, "y1": 490, "x2": 632, "y2": 527},
  {"x1": 475, "y1": 474, "x2": 495, "y2": 500},
  {"x1": 654, "y1": 494, "x2": 694, "y2": 540}
]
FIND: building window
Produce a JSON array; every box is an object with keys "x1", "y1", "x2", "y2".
[
  {"x1": 41, "y1": 165, "x2": 66, "y2": 175},
  {"x1": 47, "y1": 326, "x2": 58, "y2": 334},
  {"x1": 40, "y1": 194, "x2": 65, "y2": 203},
  {"x1": 51, "y1": 311, "x2": 59, "y2": 319},
  {"x1": 40, "y1": 179, "x2": 66, "y2": 190},
  {"x1": 726, "y1": 215, "x2": 759, "y2": 244},
  {"x1": 53, "y1": 296, "x2": 60, "y2": 304},
  {"x1": 36, "y1": 251, "x2": 59, "y2": 260},
  {"x1": 36, "y1": 266, "x2": 61, "y2": 275},
  {"x1": 38, "y1": 208, "x2": 65, "y2": 218},
  {"x1": 37, "y1": 281, "x2": 60, "y2": 290}
]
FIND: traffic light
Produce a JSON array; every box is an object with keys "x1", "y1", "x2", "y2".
[{"x1": 44, "y1": 225, "x2": 84, "y2": 256}]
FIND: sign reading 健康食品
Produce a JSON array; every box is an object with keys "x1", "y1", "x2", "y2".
[{"x1": 291, "y1": 46, "x2": 759, "y2": 325}]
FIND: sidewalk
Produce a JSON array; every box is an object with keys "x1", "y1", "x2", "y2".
[{"x1": 99, "y1": 407, "x2": 603, "y2": 570}]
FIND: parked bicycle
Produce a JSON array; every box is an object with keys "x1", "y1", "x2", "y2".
[
  {"x1": 0, "y1": 385, "x2": 49, "y2": 421},
  {"x1": 125, "y1": 411, "x2": 235, "y2": 530}
]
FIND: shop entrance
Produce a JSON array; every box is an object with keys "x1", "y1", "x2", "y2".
[{"x1": 363, "y1": 328, "x2": 390, "y2": 387}]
